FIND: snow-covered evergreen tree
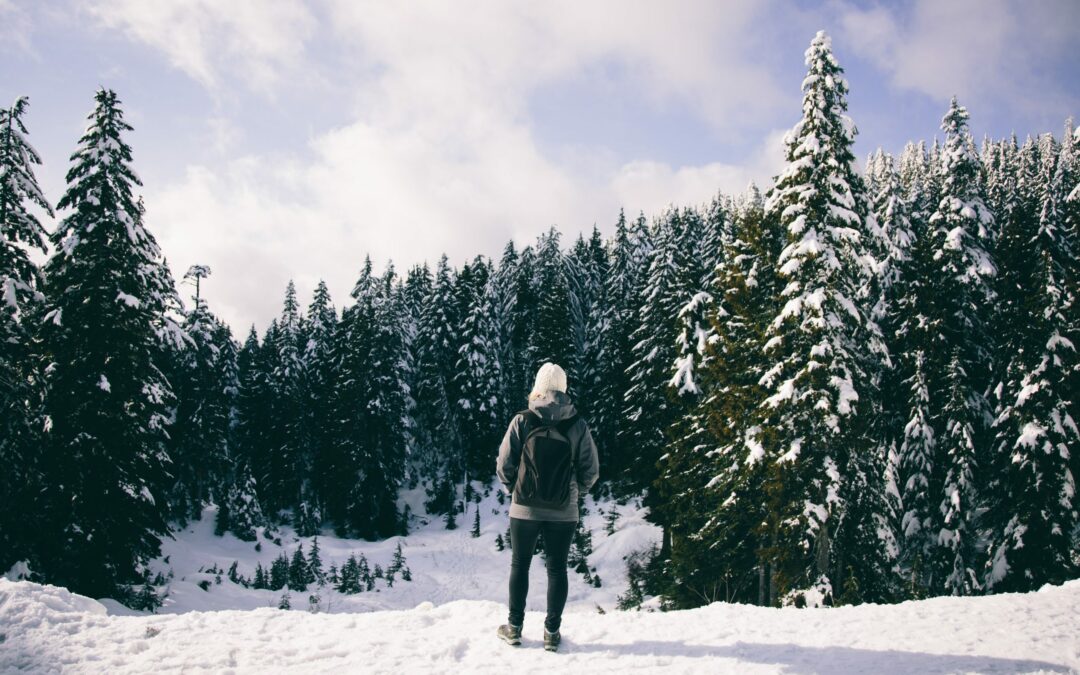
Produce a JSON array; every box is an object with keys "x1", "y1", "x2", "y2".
[
  {"x1": 927, "y1": 98, "x2": 996, "y2": 596},
  {"x1": 597, "y1": 211, "x2": 650, "y2": 485},
  {"x1": 530, "y1": 227, "x2": 575, "y2": 376},
  {"x1": 169, "y1": 265, "x2": 233, "y2": 523},
  {"x1": 454, "y1": 260, "x2": 504, "y2": 482},
  {"x1": 325, "y1": 259, "x2": 408, "y2": 538},
  {"x1": 36, "y1": 89, "x2": 185, "y2": 599},
  {"x1": 665, "y1": 185, "x2": 780, "y2": 607},
  {"x1": 566, "y1": 227, "x2": 609, "y2": 428},
  {"x1": 622, "y1": 209, "x2": 687, "y2": 499},
  {"x1": 265, "y1": 281, "x2": 305, "y2": 518},
  {"x1": 297, "y1": 280, "x2": 336, "y2": 535},
  {"x1": 756, "y1": 32, "x2": 890, "y2": 603},
  {"x1": 413, "y1": 255, "x2": 462, "y2": 494},
  {"x1": 0, "y1": 96, "x2": 51, "y2": 570},
  {"x1": 984, "y1": 128, "x2": 1078, "y2": 592}
]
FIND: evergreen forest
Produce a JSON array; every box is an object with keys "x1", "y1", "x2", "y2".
[{"x1": 1, "y1": 32, "x2": 1077, "y2": 608}]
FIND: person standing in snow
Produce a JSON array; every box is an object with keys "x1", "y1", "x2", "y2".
[{"x1": 495, "y1": 362, "x2": 600, "y2": 652}]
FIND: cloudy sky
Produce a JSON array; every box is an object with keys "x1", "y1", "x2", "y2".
[{"x1": 2, "y1": 0, "x2": 1077, "y2": 333}]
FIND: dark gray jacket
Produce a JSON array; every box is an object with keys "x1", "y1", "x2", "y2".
[{"x1": 495, "y1": 391, "x2": 600, "y2": 522}]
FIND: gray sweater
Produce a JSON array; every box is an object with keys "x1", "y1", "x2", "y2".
[{"x1": 495, "y1": 391, "x2": 600, "y2": 522}]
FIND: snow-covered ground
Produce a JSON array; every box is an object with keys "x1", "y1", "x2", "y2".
[
  {"x1": 2, "y1": 488, "x2": 1079, "y2": 673},
  {"x1": 140, "y1": 484, "x2": 658, "y2": 615}
]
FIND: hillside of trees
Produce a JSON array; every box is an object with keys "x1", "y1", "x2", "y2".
[{"x1": 1, "y1": 32, "x2": 1077, "y2": 608}]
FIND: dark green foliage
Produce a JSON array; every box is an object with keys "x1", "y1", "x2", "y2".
[
  {"x1": 288, "y1": 545, "x2": 312, "y2": 591},
  {"x1": 253, "y1": 563, "x2": 267, "y2": 590},
  {"x1": 269, "y1": 553, "x2": 289, "y2": 591},
  {"x1": 0, "y1": 96, "x2": 51, "y2": 572},
  {"x1": 35, "y1": 89, "x2": 183, "y2": 601},
  {"x1": 470, "y1": 509, "x2": 481, "y2": 538}
]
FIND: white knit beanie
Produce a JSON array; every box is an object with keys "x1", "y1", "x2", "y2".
[{"x1": 530, "y1": 362, "x2": 567, "y2": 398}]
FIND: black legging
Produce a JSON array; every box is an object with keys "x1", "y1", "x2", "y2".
[{"x1": 508, "y1": 517, "x2": 576, "y2": 632}]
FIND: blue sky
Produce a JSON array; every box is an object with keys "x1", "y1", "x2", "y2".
[{"x1": 2, "y1": 0, "x2": 1077, "y2": 331}]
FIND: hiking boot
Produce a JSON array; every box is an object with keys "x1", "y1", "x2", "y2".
[
  {"x1": 497, "y1": 624, "x2": 522, "y2": 646},
  {"x1": 543, "y1": 629, "x2": 561, "y2": 652}
]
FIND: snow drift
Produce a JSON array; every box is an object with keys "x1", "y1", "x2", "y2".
[{"x1": 2, "y1": 576, "x2": 1078, "y2": 673}]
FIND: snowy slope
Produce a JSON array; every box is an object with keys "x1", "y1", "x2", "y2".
[
  {"x1": 142, "y1": 486, "x2": 658, "y2": 615},
  {"x1": 2, "y1": 576, "x2": 1078, "y2": 673},
  {"x1": 3, "y1": 489, "x2": 1078, "y2": 673}
]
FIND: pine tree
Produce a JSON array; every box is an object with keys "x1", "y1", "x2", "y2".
[
  {"x1": 269, "y1": 553, "x2": 289, "y2": 591},
  {"x1": 926, "y1": 98, "x2": 996, "y2": 596},
  {"x1": 566, "y1": 226, "x2": 610, "y2": 429},
  {"x1": 170, "y1": 265, "x2": 233, "y2": 524},
  {"x1": 413, "y1": 255, "x2": 462, "y2": 493},
  {"x1": 309, "y1": 536, "x2": 325, "y2": 585},
  {"x1": 598, "y1": 211, "x2": 650, "y2": 483},
  {"x1": 983, "y1": 128, "x2": 1079, "y2": 591},
  {"x1": 303, "y1": 281, "x2": 337, "y2": 534},
  {"x1": 0, "y1": 96, "x2": 52, "y2": 571},
  {"x1": 253, "y1": 562, "x2": 267, "y2": 590},
  {"x1": 454, "y1": 258, "x2": 504, "y2": 482},
  {"x1": 664, "y1": 185, "x2": 780, "y2": 607},
  {"x1": 36, "y1": 89, "x2": 185, "y2": 599},
  {"x1": 326, "y1": 259, "x2": 408, "y2": 538},
  {"x1": 337, "y1": 554, "x2": 360, "y2": 594},
  {"x1": 622, "y1": 210, "x2": 685, "y2": 498},
  {"x1": 470, "y1": 508, "x2": 481, "y2": 538},
  {"x1": 220, "y1": 462, "x2": 265, "y2": 541},
  {"x1": 491, "y1": 242, "x2": 528, "y2": 416},
  {"x1": 358, "y1": 553, "x2": 373, "y2": 591},
  {"x1": 289, "y1": 545, "x2": 311, "y2": 591},
  {"x1": 756, "y1": 32, "x2": 890, "y2": 603},
  {"x1": 388, "y1": 542, "x2": 407, "y2": 577},
  {"x1": 235, "y1": 326, "x2": 274, "y2": 511},
  {"x1": 530, "y1": 228, "x2": 576, "y2": 375},
  {"x1": 265, "y1": 281, "x2": 305, "y2": 519}
]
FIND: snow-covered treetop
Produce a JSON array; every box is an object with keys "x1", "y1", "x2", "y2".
[
  {"x1": 57, "y1": 89, "x2": 140, "y2": 215},
  {"x1": 931, "y1": 97, "x2": 995, "y2": 285},
  {"x1": 184, "y1": 265, "x2": 212, "y2": 281},
  {"x1": 765, "y1": 29, "x2": 876, "y2": 293},
  {"x1": 1, "y1": 96, "x2": 52, "y2": 245},
  {"x1": 1, "y1": 96, "x2": 53, "y2": 315}
]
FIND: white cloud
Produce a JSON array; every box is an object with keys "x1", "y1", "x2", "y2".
[
  {"x1": 0, "y1": 0, "x2": 34, "y2": 55},
  {"x1": 79, "y1": 0, "x2": 317, "y2": 92},
  {"x1": 611, "y1": 130, "x2": 788, "y2": 220},
  {"x1": 837, "y1": 0, "x2": 1079, "y2": 113},
  {"x1": 92, "y1": 0, "x2": 799, "y2": 331}
]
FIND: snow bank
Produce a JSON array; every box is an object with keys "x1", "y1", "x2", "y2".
[{"x1": 2, "y1": 578, "x2": 1078, "y2": 673}]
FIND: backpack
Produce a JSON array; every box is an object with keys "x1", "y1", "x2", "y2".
[{"x1": 513, "y1": 410, "x2": 580, "y2": 509}]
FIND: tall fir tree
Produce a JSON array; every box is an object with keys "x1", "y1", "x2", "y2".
[
  {"x1": 598, "y1": 211, "x2": 650, "y2": 485},
  {"x1": 413, "y1": 255, "x2": 462, "y2": 493},
  {"x1": 756, "y1": 32, "x2": 890, "y2": 604},
  {"x1": 265, "y1": 281, "x2": 305, "y2": 519},
  {"x1": 984, "y1": 128, "x2": 1079, "y2": 591},
  {"x1": 925, "y1": 98, "x2": 996, "y2": 596},
  {"x1": 454, "y1": 260, "x2": 504, "y2": 482},
  {"x1": 530, "y1": 228, "x2": 576, "y2": 377},
  {"x1": 169, "y1": 265, "x2": 233, "y2": 524},
  {"x1": 36, "y1": 89, "x2": 185, "y2": 599},
  {"x1": 298, "y1": 280, "x2": 337, "y2": 535},
  {"x1": 0, "y1": 96, "x2": 52, "y2": 570}
]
